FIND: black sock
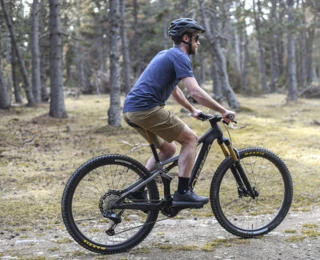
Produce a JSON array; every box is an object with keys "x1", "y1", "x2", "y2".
[{"x1": 178, "y1": 177, "x2": 190, "y2": 194}]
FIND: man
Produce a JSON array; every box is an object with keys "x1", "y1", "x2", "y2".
[{"x1": 123, "y1": 18, "x2": 236, "y2": 208}]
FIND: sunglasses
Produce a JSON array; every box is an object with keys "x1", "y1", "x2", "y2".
[{"x1": 192, "y1": 34, "x2": 200, "y2": 42}]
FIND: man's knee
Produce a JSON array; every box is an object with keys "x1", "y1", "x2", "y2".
[
  {"x1": 176, "y1": 127, "x2": 198, "y2": 146},
  {"x1": 159, "y1": 141, "x2": 176, "y2": 157}
]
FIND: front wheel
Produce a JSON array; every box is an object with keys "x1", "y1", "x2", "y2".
[
  {"x1": 210, "y1": 147, "x2": 293, "y2": 238},
  {"x1": 61, "y1": 154, "x2": 159, "y2": 254}
]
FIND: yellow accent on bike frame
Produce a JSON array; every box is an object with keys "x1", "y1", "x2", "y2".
[
  {"x1": 145, "y1": 130, "x2": 153, "y2": 144},
  {"x1": 219, "y1": 143, "x2": 229, "y2": 158},
  {"x1": 227, "y1": 144, "x2": 238, "y2": 161}
]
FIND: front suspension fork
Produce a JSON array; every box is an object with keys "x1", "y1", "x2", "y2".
[{"x1": 218, "y1": 138, "x2": 256, "y2": 199}]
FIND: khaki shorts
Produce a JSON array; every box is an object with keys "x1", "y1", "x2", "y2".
[{"x1": 123, "y1": 106, "x2": 185, "y2": 148}]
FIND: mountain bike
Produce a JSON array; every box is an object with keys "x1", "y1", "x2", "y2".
[{"x1": 61, "y1": 113, "x2": 293, "y2": 254}]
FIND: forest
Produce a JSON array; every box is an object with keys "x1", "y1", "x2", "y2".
[
  {"x1": 1, "y1": 1, "x2": 320, "y2": 258},
  {"x1": 0, "y1": 0, "x2": 319, "y2": 124}
]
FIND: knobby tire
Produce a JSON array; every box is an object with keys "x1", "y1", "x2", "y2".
[
  {"x1": 210, "y1": 147, "x2": 293, "y2": 238},
  {"x1": 61, "y1": 154, "x2": 159, "y2": 254}
]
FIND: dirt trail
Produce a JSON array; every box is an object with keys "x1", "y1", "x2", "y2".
[{"x1": 1, "y1": 207, "x2": 320, "y2": 260}]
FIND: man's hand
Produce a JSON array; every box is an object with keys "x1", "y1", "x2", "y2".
[
  {"x1": 191, "y1": 108, "x2": 202, "y2": 119},
  {"x1": 222, "y1": 110, "x2": 236, "y2": 124}
]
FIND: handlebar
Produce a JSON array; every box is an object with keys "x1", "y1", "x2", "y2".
[{"x1": 198, "y1": 113, "x2": 237, "y2": 125}]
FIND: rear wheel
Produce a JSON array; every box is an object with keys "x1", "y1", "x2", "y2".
[
  {"x1": 211, "y1": 147, "x2": 293, "y2": 238},
  {"x1": 61, "y1": 154, "x2": 159, "y2": 254}
]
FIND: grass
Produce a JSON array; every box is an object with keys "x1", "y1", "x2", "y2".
[
  {"x1": 0, "y1": 93, "x2": 320, "y2": 231},
  {"x1": 201, "y1": 238, "x2": 229, "y2": 251},
  {"x1": 285, "y1": 222, "x2": 320, "y2": 242}
]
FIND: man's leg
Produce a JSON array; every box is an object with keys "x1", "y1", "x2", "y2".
[
  {"x1": 145, "y1": 141, "x2": 176, "y2": 171},
  {"x1": 173, "y1": 125, "x2": 209, "y2": 206},
  {"x1": 174, "y1": 125, "x2": 198, "y2": 178}
]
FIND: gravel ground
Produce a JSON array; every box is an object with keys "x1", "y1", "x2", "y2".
[{"x1": 1, "y1": 207, "x2": 320, "y2": 260}]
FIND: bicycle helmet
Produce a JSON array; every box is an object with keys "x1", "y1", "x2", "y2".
[{"x1": 168, "y1": 18, "x2": 205, "y2": 38}]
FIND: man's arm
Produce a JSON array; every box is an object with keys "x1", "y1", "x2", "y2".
[
  {"x1": 181, "y1": 77, "x2": 236, "y2": 121},
  {"x1": 171, "y1": 86, "x2": 201, "y2": 117}
]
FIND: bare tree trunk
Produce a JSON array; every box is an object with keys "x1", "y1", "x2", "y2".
[
  {"x1": 198, "y1": 0, "x2": 240, "y2": 109},
  {"x1": 286, "y1": 0, "x2": 298, "y2": 102},
  {"x1": 160, "y1": 0, "x2": 169, "y2": 50},
  {"x1": 277, "y1": 8, "x2": 285, "y2": 77},
  {"x1": 241, "y1": 26, "x2": 249, "y2": 94},
  {"x1": 1, "y1": 0, "x2": 34, "y2": 106},
  {"x1": 49, "y1": 0, "x2": 67, "y2": 118},
  {"x1": 11, "y1": 42, "x2": 22, "y2": 103},
  {"x1": 39, "y1": 5, "x2": 49, "y2": 102},
  {"x1": 270, "y1": 0, "x2": 280, "y2": 93},
  {"x1": 120, "y1": 0, "x2": 132, "y2": 94},
  {"x1": 132, "y1": 0, "x2": 142, "y2": 80},
  {"x1": 211, "y1": 53, "x2": 223, "y2": 102},
  {"x1": 75, "y1": 40, "x2": 86, "y2": 92},
  {"x1": 0, "y1": 67, "x2": 10, "y2": 109},
  {"x1": 5, "y1": 30, "x2": 12, "y2": 104},
  {"x1": 31, "y1": 0, "x2": 41, "y2": 103},
  {"x1": 306, "y1": 25, "x2": 315, "y2": 84},
  {"x1": 108, "y1": 0, "x2": 121, "y2": 127},
  {"x1": 236, "y1": 0, "x2": 249, "y2": 94},
  {"x1": 253, "y1": 0, "x2": 268, "y2": 93},
  {"x1": 0, "y1": 28, "x2": 10, "y2": 109}
]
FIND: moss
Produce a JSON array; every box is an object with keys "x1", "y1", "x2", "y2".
[
  {"x1": 201, "y1": 238, "x2": 228, "y2": 251},
  {"x1": 285, "y1": 235, "x2": 308, "y2": 242},
  {"x1": 72, "y1": 251, "x2": 86, "y2": 256},
  {"x1": 48, "y1": 247, "x2": 59, "y2": 252},
  {"x1": 177, "y1": 245, "x2": 198, "y2": 251},
  {"x1": 302, "y1": 224, "x2": 318, "y2": 229},
  {"x1": 285, "y1": 230, "x2": 297, "y2": 233},
  {"x1": 55, "y1": 238, "x2": 73, "y2": 244},
  {"x1": 301, "y1": 229, "x2": 320, "y2": 237}
]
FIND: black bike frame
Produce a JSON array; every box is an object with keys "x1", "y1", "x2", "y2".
[{"x1": 114, "y1": 115, "x2": 255, "y2": 211}]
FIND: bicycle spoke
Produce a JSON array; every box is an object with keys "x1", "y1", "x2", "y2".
[
  {"x1": 211, "y1": 147, "x2": 292, "y2": 237},
  {"x1": 62, "y1": 155, "x2": 159, "y2": 253}
]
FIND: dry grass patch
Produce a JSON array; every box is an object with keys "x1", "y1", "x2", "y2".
[{"x1": 0, "y1": 93, "x2": 320, "y2": 232}]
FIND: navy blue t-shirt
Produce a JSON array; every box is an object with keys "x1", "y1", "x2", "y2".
[{"x1": 123, "y1": 46, "x2": 194, "y2": 112}]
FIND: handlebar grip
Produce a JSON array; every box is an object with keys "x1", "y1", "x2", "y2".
[
  {"x1": 224, "y1": 114, "x2": 237, "y2": 124},
  {"x1": 227, "y1": 114, "x2": 235, "y2": 120}
]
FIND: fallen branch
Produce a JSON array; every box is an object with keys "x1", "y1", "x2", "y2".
[{"x1": 120, "y1": 140, "x2": 149, "y2": 151}]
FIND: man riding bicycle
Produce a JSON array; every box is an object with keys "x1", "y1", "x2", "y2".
[{"x1": 123, "y1": 18, "x2": 236, "y2": 207}]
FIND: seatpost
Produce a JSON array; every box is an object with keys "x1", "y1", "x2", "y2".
[{"x1": 145, "y1": 130, "x2": 160, "y2": 163}]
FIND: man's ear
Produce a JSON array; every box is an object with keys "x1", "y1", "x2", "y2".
[{"x1": 182, "y1": 34, "x2": 189, "y2": 42}]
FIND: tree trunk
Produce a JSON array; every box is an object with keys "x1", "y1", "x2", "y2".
[
  {"x1": 39, "y1": 6, "x2": 49, "y2": 102},
  {"x1": 49, "y1": 0, "x2": 67, "y2": 118},
  {"x1": 277, "y1": 8, "x2": 285, "y2": 77},
  {"x1": 241, "y1": 25, "x2": 249, "y2": 94},
  {"x1": 31, "y1": 0, "x2": 41, "y2": 103},
  {"x1": 5, "y1": 30, "x2": 12, "y2": 104},
  {"x1": 270, "y1": 0, "x2": 280, "y2": 93},
  {"x1": 211, "y1": 53, "x2": 223, "y2": 102},
  {"x1": 11, "y1": 42, "x2": 22, "y2": 103},
  {"x1": 0, "y1": 28, "x2": 10, "y2": 109},
  {"x1": 306, "y1": 25, "x2": 315, "y2": 84},
  {"x1": 0, "y1": 67, "x2": 10, "y2": 109},
  {"x1": 286, "y1": 0, "x2": 298, "y2": 102},
  {"x1": 198, "y1": 0, "x2": 240, "y2": 109},
  {"x1": 75, "y1": 40, "x2": 86, "y2": 92},
  {"x1": 132, "y1": 0, "x2": 143, "y2": 80},
  {"x1": 236, "y1": 0, "x2": 249, "y2": 94},
  {"x1": 108, "y1": 0, "x2": 121, "y2": 127},
  {"x1": 252, "y1": 0, "x2": 268, "y2": 93},
  {"x1": 120, "y1": 0, "x2": 132, "y2": 94},
  {"x1": 0, "y1": 0, "x2": 34, "y2": 106}
]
